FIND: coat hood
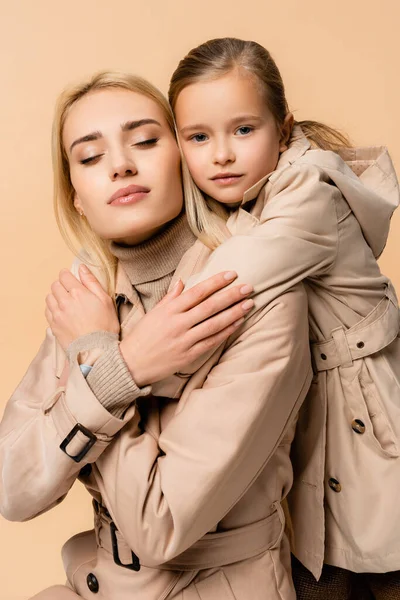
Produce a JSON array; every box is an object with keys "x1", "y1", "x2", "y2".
[{"x1": 298, "y1": 140, "x2": 399, "y2": 259}]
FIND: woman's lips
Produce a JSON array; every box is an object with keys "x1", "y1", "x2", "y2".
[
  {"x1": 109, "y1": 191, "x2": 149, "y2": 206},
  {"x1": 210, "y1": 174, "x2": 244, "y2": 186},
  {"x1": 109, "y1": 184, "x2": 150, "y2": 206}
]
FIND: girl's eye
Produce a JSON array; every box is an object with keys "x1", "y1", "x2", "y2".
[
  {"x1": 80, "y1": 154, "x2": 102, "y2": 165},
  {"x1": 190, "y1": 133, "x2": 208, "y2": 143},
  {"x1": 135, "y1": 137, "x2": 159, "y2": 147},
  {"x1": 236, "y1": 126, "x2": 253, "y2": 136}
]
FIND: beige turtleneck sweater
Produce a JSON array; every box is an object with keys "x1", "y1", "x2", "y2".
[
  {"x1": 110, "y1": 212, "x2": 196, "y2": 312},
  {"x1": 78, "y1": 213, "x2": 196, "y2": 418}
]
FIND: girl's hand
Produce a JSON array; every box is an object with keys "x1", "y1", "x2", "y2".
[
  {"x1": 120, "y1": 271, "x2": 254, "y2": 386},
  {"x1": 45, "y1": 265, "x2": 120, "y2": 351}
]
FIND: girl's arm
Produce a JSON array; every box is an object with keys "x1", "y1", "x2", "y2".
[
  {"x1": 92, "y1": 284, "x2": 312, "y2": 566},
  {"x1": 187, "y1": 163, "x2": 339, "y2": 308}
]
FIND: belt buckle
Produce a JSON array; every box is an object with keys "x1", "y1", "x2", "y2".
[{"x1": 110, "y1": 521, "x2": 141, "y2": 571}]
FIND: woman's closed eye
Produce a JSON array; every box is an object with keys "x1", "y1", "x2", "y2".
[
  {"x1": 80, "y1": 154, "x2": 103, "y2": 165},
  {"x1": 134, "y1": 137, "x2": 160, "y2": 148}
]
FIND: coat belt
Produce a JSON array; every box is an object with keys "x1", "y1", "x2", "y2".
[
  {"x1": 311, "y1": 284, "x2": 400, "y2": 372},
  {"x1": 94, "y1": 501, "x2": 285, "y2": 571}
]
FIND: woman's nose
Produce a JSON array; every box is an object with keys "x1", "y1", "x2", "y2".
[{"x1": 109, "y1": 150, "x2": 138, "y2": 181}]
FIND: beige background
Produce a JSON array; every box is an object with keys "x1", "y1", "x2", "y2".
[{"x1": 0, "y1": 0, "x2": 399, "y2": 598}]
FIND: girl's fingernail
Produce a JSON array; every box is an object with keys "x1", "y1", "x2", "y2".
[
  {"x1": 80, "y1": 264, "x2": 89, "y2": 273},
  {"x1": 242, "y1": 299, "x2": 254, "y2": 311},
  {"x1": 240, "y1": 284, "x2": 253, "y2": 295},
  {"x1": 224, "y1": 271, "x2": 237, "y2": 280},
  {"x1": 174, "y1": 278, "x2": 182, "y2": 289},
  {"x1": 233, "y1": 317, "x2": 245, "y2": 327}
]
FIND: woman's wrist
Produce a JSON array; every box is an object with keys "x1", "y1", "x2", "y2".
[{"x1": 119, "y1": 338, "x2": 147, "y2": 387}]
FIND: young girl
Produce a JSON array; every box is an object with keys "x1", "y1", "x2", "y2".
[
  {"x1": 169, "y1": 37, "x2": 400, "y2": 599},
  {"x1": 0, "y1": 71, "x2": 312, "y2": 600}
]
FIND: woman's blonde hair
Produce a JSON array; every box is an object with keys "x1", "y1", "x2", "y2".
[
  {"x1": 169, "y1": 37, "x2": 351, "y2": 248},
  {"x1": 52, "y1": 70, "x2": 176, "y2": 296}
]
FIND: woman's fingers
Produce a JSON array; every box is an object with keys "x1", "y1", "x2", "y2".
[
  {"x1": 173, "y1": 271, "x2": 238, "y2": 312},
  {"x1": 187, "y1": 283, "x2": 254, "y2": 327},
  {"x1": 45, "y1": 293, "x2": 59, "y2": 313},
  {"x1": 50, "y1": 280, "x2": 69, "y2": 306},
  {"x1": 78, "y1": 264, "x2": 108, "y2": 299},
  {"x1": 58, "y1": 269, "x2": 83, "y2": 294},
  {"x1": 188, "y1": 297, "x2": 254, "y2": 345}
]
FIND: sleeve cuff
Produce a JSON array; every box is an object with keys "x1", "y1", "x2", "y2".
[{"x1": 86, "y1": 343, "x2": 152, "y2": 419}]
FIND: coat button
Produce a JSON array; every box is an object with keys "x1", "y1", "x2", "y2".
[
  {"x1": 320, "y1": 353, "x2": 327, "y2": 360},
  {"x1": 351, "y1": 419, "x2": 366, "y2": 434},
  {"x1": 328, "y1": 477, "x2": 342, "y2": 493},
  {"x1": 86, "y1": 573, "x2": 99, "y2": 593},
  {"x1": 356, "y1": 341, "x2": 365, "y2": 349}
]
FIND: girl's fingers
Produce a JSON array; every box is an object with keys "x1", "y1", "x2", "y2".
[
  {"x1": 187, "y1": 283, "x2": 253, "y2": 327},
  {"x1": 189, "y1": 320, "x2": 246, "y2": 359},
  {"x1": 156, "y1": 279, "x2": 184, "y2": 308},
  {"x1": 44, "y1": 308, "x2": 53, "y2": 324},
  {"x1": 188, "y1": 297, "x2": 254, "y2": 344},
  {"x1": 173, "y1": 271, "x2": 238, "y2": 312}
]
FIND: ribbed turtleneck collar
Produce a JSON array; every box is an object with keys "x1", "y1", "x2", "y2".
[{"x1": 110, "y1": 212, "x2": 196, "y2": 285}]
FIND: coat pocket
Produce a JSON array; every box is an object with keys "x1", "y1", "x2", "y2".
[
  {"x1": 355, "y1": 361, "x2": 398, "y2": 457},
  {"x1": 193, "y1": 571, "x2": 236, "y2": 600}
]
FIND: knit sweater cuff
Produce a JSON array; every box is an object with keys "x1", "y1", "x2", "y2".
[
  {"x1": 66, "y1": 331, "x2": 119, "y2": 361},
  {"x1": 86, "y1": 343, "x2": 152, "y2": 419}
]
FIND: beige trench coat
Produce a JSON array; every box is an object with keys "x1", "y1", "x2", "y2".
[
  {"x1": 0, "y1": 209, "x2": 312, "y2": 599},
  {"x1": 179, "y1": 126, "x2": 400, "y2": 579}
]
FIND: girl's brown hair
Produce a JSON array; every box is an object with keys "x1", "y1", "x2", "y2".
[
  {"x1": 169, "y1": 37, "x2": 351, "y2": 247},
  {"x1": 53, "y1": 71, "x2": 176, "y2": 296}
]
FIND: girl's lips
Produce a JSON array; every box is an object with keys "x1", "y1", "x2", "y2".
[
  {"x1": 211, "y1": 175, "x2": 244, "y2": 186},
  {"x1": 109, "y1": 191, "x2": 149, "y2": 206}
]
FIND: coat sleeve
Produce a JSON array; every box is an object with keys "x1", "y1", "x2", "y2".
[
  {"x1": 187, "y1": 163, "x2": 340, "y2": 304},
  {"x1": 0, "y1": 327, "x2": 138, "y2": 523},
  {"x1": 94, "y1": 284, "x2": 313, "y2": 567}
]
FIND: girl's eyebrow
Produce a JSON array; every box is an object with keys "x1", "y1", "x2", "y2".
[
  {"x1": 69, "y1": 119, "x2": 162, "y2": 153},
  {"x1": 179, "y1": 114, "x2": 264, "y2": 135}
]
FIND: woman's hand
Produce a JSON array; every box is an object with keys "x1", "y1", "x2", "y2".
[
  {"x1": 120, "y1": 271, "x2": 254, "y2": 386},
  {"x1": 45, "y1": 265, "x2": 120, "y2": 351}
]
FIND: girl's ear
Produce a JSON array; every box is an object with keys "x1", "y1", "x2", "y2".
[
  {"x1": 73, "y1": 194, "x2": 84, "y2": 217},
  {"x1": 279, "y1": 113, "x2": 294, "y2": 152}
]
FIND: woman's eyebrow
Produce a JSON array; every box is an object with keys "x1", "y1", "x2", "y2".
[
  {"x1": 69, "y1": 119, "x2": 162, "y2": 153},
  {"x1": 69, "y1": 131, "x2": 102, "y2": 153},
  {"x1": 121, "y1": 118, "x2": 162, "y2": 131}
]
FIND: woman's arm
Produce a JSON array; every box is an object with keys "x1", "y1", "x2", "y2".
[
  {"x1": 0, "y1": 266, "x2": 253, "y2": 522},
  {"x1": 0, "y1": 327, "x2": 135, "y2": 522},
  {"x1": 93, "y1": 284, "x2": 312, "y2": 566}
]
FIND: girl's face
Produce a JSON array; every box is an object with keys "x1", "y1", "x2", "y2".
[
  {"x1": 175, "y1": 69, "x2": 291, "y2": 205},
  {"x1": 63, "y1": 88, "x2": 183, "y2": 245}
]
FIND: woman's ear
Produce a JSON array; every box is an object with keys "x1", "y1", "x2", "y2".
[
  {"x1": 73, "y1": 194, "x2": 84, "y2": 217},
  {"x1": 279, "y1": 113, "x2": 294, "y2": 152}
]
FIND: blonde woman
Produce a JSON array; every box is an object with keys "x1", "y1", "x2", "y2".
[{"x1": 0, "y1": 72, "x2": 312, "y2": 600}]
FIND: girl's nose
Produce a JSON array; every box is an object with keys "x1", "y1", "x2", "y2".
[{"x1": 213, "y1": 142, "x2": 235, "y2": 166}]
